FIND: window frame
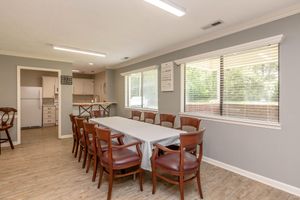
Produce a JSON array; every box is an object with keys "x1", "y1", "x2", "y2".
[
  {"x1": 123, "y1": 66, "x2": 158, "y2": 111},
  {"x1": 178, "y1": 36, "x2": 283, "y2": 129}
]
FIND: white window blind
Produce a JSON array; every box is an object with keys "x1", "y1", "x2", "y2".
[
  {"x1": 184, "y1": 44, "x2": 279, "y2": 124},
  {"x1": 125, "y1": 68, "x2": 158, "y2": 110}
]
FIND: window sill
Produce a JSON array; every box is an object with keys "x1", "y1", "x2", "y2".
[
  {"x1": 179, "y1": 112, "x2": 281, "y2": 130},
  {"x1": 125, "y1": 107, "x2": 158, "y2": 112}
]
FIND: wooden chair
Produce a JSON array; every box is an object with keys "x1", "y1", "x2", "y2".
[
  {"x1": 159, "y1": 114, "x2": 176, "y2": 128},
  {"x1": 90, "y1": 110, "x2": 103, "y2": 118},
  {"x1": 130, "y1": 110, "x2": 142, "y2": 121},
  {"x1": 179, "y1": 116, "x2": 201, "y2": 132},
  {"x1": 75, "y1": 117, "x2": 88, "y2": 168},
  {"x1": 69, "y1": 114, "x2": 80, "y2": 158},
  {"x1": 84, "y1": 122, "x2": 125, "y2": 182},
  {"x1": 0, "y1": 107, "x2": 17, "y2": 154},
  {"x1": 96, "y1": 127, "x2": 144, "y2": 200},
  {"x1": 143, "y1": 112, "x2": 156, "y2": 124},
  {"x1": 151, "y1": 129, "x2": 206, "y2": 200},
  {"x1": 168, "y1": 116, "x2": 202, "y2": 154}
]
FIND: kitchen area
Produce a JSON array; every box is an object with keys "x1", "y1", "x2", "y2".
[{"x1": 20, "y1": 69, "x2": 59, "y2": 130}]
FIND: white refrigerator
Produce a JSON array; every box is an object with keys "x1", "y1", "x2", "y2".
[{"x1": 21, "y1": 87, "x2": 43, "y2": 128}]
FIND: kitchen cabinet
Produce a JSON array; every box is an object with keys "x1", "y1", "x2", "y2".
[
  {"x1": 42, "y1": 76, "x2": 58, "y2": 98},
  {"x1": 43, "y1": 105, "x2": 56, "y2": 126},
  {"x1": 73, "y1": 78, "x2": 94, "y2": 95}
]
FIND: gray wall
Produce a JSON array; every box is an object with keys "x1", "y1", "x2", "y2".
[
  {"x1": 114, "y1": 13, "x2": 300, "y2": 188},
  {"x1": 21, "y1": 70, "x2": 58, "y2": 87},
  {"x1": 0, "y1": 55, "x2": 73, "y2": 141}
]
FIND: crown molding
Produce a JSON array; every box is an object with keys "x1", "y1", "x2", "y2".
[{"x1": 111, "y1": 3, "x2": 300, "y2": 69}]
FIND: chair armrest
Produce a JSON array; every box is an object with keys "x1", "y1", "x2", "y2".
[
  {"x1": 111, "y1": 133, "x2": 124, "y2": 139},
  {"x1": 154, "y1": 144, "x2": 180, "y2": 154},
  {"x1": 112, "y1": 140, "x2": 141, "y2": 149}
]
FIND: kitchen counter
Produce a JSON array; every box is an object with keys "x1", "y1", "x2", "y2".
[{"x1": 72, "y1": 102, "x2": 116, "y2": 117}]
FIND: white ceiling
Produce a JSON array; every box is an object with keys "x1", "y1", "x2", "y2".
[{"x1": 0, "y1": 0, "x2": 299, "y2": 73}]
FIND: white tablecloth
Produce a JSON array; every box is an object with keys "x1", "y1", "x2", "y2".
[{"x1": 90, "y1": 116, "x2": 185, "y2": 171}]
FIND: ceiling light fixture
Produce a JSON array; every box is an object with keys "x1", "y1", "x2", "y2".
[
  {"x1": 72, "y1": 69, "x2": 80, "y2": 73},
  {"x1": 53, "y1": 45, "x2": 106, "y2": 57},
  {"x1": 89, "y1": 62, "x2": 94, "y2": 66},
  {"x1": 144, "y1": 0, "x2": 186, "y2": 17}
]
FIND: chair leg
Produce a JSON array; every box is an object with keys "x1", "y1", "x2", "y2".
[
  {"x1": 72, "y1": 139, "x2": 76, "y2": 153},
  {"x1": 78, "y1": 146, "x2": 82, "y2": 162},
  {"x1": 86, "y1": 153, "x2": 92, "y2": 173},
  {"x1": 152, "y1": 168, "x2": 157, "y2": 194},
  {"x1": 82, "y1": 147, "x2": 87, "y2": 169},
  {"x1": 179, "y1": 175, "x2": 184, "y2": 200},
  {"x1": 74, "y1": 141, "x2": 79, "y2": 158},
  {"x1": 92, "y1": 156, "x2": 98, "y2": 182},
  {"x1": 98, "y1": 165, "x2": 103, "y2": 189},
  {"x1": 139, "y1": 169, "x2": 144, "y2": 191},
  {"x1": 5, "y1": 130, "x2": 14, "y2": 149},
  {"x1": 107, "y1": 172, "x2": 114, "y2": 200},
  {"x1": 196, "y1": 171, "x2": 203, "y2": 199}
]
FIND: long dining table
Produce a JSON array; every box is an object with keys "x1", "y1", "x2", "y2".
[{"x1": 90, "y1": 116, "x2": 186, "y2": 171}]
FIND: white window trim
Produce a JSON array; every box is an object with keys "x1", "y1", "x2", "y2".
[
  {"x1": 179, "y1": 36, "x2": 283, "y2": 129},
  {"x1": 179, "y1": 112, "x2": 281, "y2": 130},
  {"x1": 124, "y1": 66, "x2": 158, "y2": 110},
  {"x1": 175, "y1": 34, "x2": 283, "y2": 65}
]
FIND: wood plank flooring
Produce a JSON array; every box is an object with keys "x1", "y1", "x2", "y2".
[{"x1": 0, "y1": 127, "x2": 299, "y2": 200}]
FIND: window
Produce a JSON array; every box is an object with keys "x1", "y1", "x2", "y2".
[
  {"x1": 125, "y1": 67, "x2": 158, "y2": 110},
  {"x1": 184, "y1": 44, "x2": 279, "y2": 125}
]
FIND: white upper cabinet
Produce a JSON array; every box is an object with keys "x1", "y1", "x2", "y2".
[
  {"x1": 73, "y1": 78, "x2": 94, "y2": 95},
  {"x1": 42, "y1": 76, "x2": 57, "y2": 98}
]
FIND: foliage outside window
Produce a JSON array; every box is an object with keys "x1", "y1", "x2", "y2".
[
  {"x1": 185, "y1": 44, "x2": 279, "y2": 124},
  {"x1": 125, "y1": 68, "x2": 158, "y2": 110}
]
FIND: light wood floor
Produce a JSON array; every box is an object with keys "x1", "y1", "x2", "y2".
[{"x1": 0, "y1": 127, "x2": 299, "y2": 200}]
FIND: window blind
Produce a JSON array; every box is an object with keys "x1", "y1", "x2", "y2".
[{"x1": 184, "y1": 44, "x2": 279, "y2": 124}]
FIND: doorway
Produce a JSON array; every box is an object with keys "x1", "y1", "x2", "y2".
[{"x1": 17, "y1": 66, "x2": 62, "y2": 145}]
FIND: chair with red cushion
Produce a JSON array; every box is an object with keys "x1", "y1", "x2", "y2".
[
  {"x1": 0, "y1": 107, "x2": 17, "y2": 154},
  {"x1": 84, "y1": 122, "x2": 125, "y2": 182},
  {"x1": 159, "y1": 113, "x2": 176, "y2": 128},
  {"x1": 69, "y1": 114, "x2": 81, "y2": 158},
  {"x1": 151, "y1": 129, "x2": 205, "y2": 200},
  {"x1": 129, "y1": 110, "x2": 142, "y2": 121},
  {"x1": 169, "y1": 116, "x2": 202, "y2": 154},
  {"x1": 143, "y1": 112, "x2": 156, "y2": 124},
  {"x1": 96, "y1": 127, "x2": 144, "y2": 200},
  {"x1": 75, "y1": 117, "x2": 88, "y2": 168}
]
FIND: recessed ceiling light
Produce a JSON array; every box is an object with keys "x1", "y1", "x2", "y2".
[
  {"x1": 89, "y1": 63, "x2": 94, "y2": 66},
  {"x1": 123, "y1": 57, "x2": 130, "y2": 60},
  {"x1": 144, "y1": 0, "x2": 186, "y2": 17},
  {"x1": 53, "y1": 45, "x2": 106, "y2": 57},
  {"x1": 72, "y1": 69, "x2": 80, "y2": 73}
]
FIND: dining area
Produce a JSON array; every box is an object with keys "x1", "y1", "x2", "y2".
[{"x1": 69, "y1": 111, "x2": 205, "y2": 200}]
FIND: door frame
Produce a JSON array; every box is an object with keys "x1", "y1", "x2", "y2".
[{"x1": 17, "y1": 66, "x2": 62, "y2": 144}]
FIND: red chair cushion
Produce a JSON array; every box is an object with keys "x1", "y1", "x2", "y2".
[
  {"x1": 102, "y1": 149, "x2": 140, "y2": 167},
  {"x1": 155, "y1": 152, "x2": 198, "y2": 171}
]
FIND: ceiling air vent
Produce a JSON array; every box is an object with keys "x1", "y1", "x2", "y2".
[{"x1": 201, "y1": 20, "x2": 224, "y2": 30}]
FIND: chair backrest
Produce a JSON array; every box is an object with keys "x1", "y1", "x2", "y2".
[
  {"x1": 75, "y1": 117, "x2": 86, "y2": 142},
  {"x1": 83, "y1": 122, "x2": 97, "y2": 151},
  {"x1": 179, "y1": 116, "x2": 201, "y2": 132},
  {"x1": 159, "y1": 114, "x2": 176, "y2": 128},
  {"x1": 91, "y1": 110, "x2": 103, "y2": 118},
  {"x1": 69, "y1": 114, "x2": 76, "y2": 136},
  {"x1": 131, "y1": 110, "x2": 142, "y2": 121},
  {"x1": 179, "y1": 129, "x2": 205, "y2": 171},
  {"x1": 143, "y1": 112, "x2": 156, "y2": 124},
  {"x1": 95, "y1": 127, "x2": 113, "y2": 165},
  {"x1": 0, "y1": 107, "x2": 17, "y2": 127}
]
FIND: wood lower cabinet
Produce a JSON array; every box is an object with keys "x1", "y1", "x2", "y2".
[{"x1": 43, "y1": 105, "x2": 56, "y2": 126}]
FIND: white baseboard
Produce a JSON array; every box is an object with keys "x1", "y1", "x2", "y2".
[
  {"x1": 203, "y1": 156, "x2": 300, "y2": 197},
  {"x1": 59, "y1": 134, "x2": 73, "y2": 139},
  {"x1": 1, "y1": 141, "x2": 20, "y2": 147}
]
